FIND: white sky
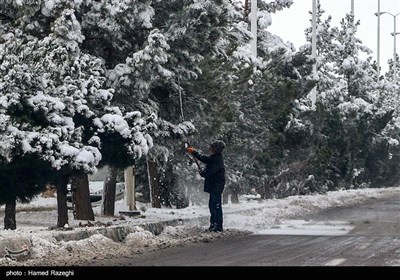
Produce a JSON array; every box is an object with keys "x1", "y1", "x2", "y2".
[
  {"x1": 267, "y1": 0, "x2": 400, "y2": 74},
  {"x1": 1, "y1": 186, "x2": 399, "y2": 265}
]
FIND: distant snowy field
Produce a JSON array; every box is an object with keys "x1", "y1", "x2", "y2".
[{"x1": 0, "y1": 186, "x2": 399, "y2": 266}]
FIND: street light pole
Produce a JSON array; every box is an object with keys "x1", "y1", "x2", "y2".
[
  {"x1": 377, "y1": 0, "x2": 381, "y2": 81},
  {"x1": 351, "y1": 0, "x2": 354, "y2": 15},
  {"x1": 310, "y1": 0, "x2": 317, "y2": 109},
  {"x1": 391, "y1": 14, "x2": 400, "y2": 82},
  {"x1": 378, "y1": 11, "x2": 400, "y2": 82},
  {"x1": 250, "y1": 0, "x2": 257, "y2": 58}
]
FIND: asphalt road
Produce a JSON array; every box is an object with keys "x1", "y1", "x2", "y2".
[{"x1": 86, "y1": 193, "x2": 400, "y2": 266}]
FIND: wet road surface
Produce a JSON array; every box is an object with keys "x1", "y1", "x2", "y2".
[{"x1": 86, "y1": 193, "x2": 400, "y2": 266}]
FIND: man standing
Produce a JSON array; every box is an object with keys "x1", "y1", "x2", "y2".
[{"x1": 186, "y1": 141, "x2": 226, "y2": 232}]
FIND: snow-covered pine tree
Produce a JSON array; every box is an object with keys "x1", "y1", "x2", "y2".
[
  {"x1": 0, "y1": 5, "x2": 154, "y2": 228},
  {"x1": 296, "y1": 8, "x2": 399, "y2": 191},
  {"x1": 323, "y1": 13, "x2": 397, "y2": 188},
  {"x1": 230, "y1": 0, "x2": 317, "y2": 198},
  {"x1": 0, "y1": 26, "x2": 63, "y2": 229},
  {"x1": 172, "y1": 0, "x2": 316, "y2": 200},
  {"x1": 385, "y1": 54, "x2": 400, "y2": 83},
  {"x1": 7, "y1": 0, "x2": 230, "y2": 209},
  {"x1": 302, "y1": 0, "x2": 339, "y2": 104},
  {"x1": 100, "y1": 0, "x2": 235, "y2": 207}
]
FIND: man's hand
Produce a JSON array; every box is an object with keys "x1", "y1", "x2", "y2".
[{"x1": 186, "y1": 147, "x2": 195, "y2": 154}]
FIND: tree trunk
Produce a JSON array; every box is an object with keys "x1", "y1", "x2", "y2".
[
  {"x1": 71, "y1": 174, "x2": 95, "y2": 221},
  {"x1": 231, "y1": 193, "x2": 239, "y2": 204},
  {"x1": 141, "y1": 172, "x2": 151, "y2": 203},
  {"x1": 230, "y1": 182, "x2": 240, "y2": 204},
  {"x1": 101, "y1": 166, "x2": 118, "y2": 216},
  {"x1": 4, "y1": 199, "x2": 16, "y2": 230},
  {"x1": 147, "y1": 159, "x2": 161, "y2": 208},
  {"x1": 222, "y1": 190, "x2": 229, "y2": 205},
  {"x1": 56, "y1": 180, "x2": 69, "y2": 228},
  {"x1": 244, "y1": 0, "x2": 250, "y2": 18}
]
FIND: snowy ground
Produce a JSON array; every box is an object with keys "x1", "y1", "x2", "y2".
[{"x1": 0, "y1": 186, "x2": 399, "y2": 266}]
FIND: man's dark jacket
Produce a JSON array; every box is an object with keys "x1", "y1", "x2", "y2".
[{"x1": 193, "y1": 151, "x2": 225, "y2": 194}]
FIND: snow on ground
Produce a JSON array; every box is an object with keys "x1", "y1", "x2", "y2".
[{"x1": 0, "y1": 186, "x2": 399, "y2": 266}]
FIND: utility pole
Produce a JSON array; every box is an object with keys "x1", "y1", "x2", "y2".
[
  {"x1": 392, "y1": 14, "x2": 400, "y2": 83},
  {"x1": 351, "y1": 0, "x2": 354, "y2": 15},
  {"x1": 251, "y1": 0, "x2": 257, "y2": 58},
  {"x1": 379, "y1": 11, "x2": 400, "y2": 83},
  {"x1": 377, "y1": 0, "x2": 381, "y2": 81},
  {"x1": 310, "y1": 0, "x2": 317, "y2": 109}
]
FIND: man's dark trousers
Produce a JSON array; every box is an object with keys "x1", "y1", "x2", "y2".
[{"x1": 209, "y1": 192, "x2": 223, "y2": 231}]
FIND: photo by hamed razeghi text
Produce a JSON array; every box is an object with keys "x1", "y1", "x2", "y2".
[{"x1": 5, "y1": 269, "x2": 75, "y2": 277}]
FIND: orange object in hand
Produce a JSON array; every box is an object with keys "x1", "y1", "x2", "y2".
[{"x1": 186, "y1": 147, "x2": 195, "y2": 154}]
